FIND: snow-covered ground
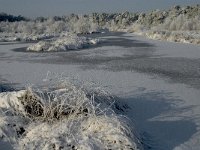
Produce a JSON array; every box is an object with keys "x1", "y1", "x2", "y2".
[{"x1": 0, "y1": 32, "x2": 200, "y2": 149}]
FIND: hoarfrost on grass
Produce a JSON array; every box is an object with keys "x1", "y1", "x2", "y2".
[
  {"x1": 0, "y1": 79, "x2": 141, "y2": 150},
  {"x1": 27, "y1": 34, "x2": 100, "y2": 52}
]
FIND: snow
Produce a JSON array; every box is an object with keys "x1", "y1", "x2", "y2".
[
  {"x1": 125, "y1": 33, "x2": 200, "y2": 59},
  {"x1": 27, "y1": 34, "x2": 100, "y2": 52},
  {"x1": 0, "y1": 32, "x2": 200, "y2": 150}
]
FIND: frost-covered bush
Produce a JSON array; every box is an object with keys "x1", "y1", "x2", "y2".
[
  {"x1": 0, "y1": 15, "x2": 106, "y2": 42},
  {"x1": 157, "y1": 14, "x2": 200, "y2": 31},
  {"x1": 27, "y1": 34, "x2": 100, "y2": 52},
  {"x1": 142, "y1": 13, "x2": 200, "y2": 44},
  {"x1": 0, "y1": 15, "x2": 102, "y2": 36},
  {"x1": 131, "y1": 5, "x2": 200, "y2": 45},
  {"x1": 0, "y1": 79, "x2": 142, "y2": 150},
  {"x1": 129, "y1": 23, "x2": 148, "y2": 33},
  {"x1": 68, "y1": 15, "x2": 100, "y2": 34},
  {"x1": 0, "y1": 12, "x2": 140, "y2": 36},
  {"x1": 0, "y1": 20, "x2": 69, "y2": 35}
]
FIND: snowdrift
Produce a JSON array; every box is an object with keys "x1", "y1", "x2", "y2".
[
  {"x1": 27, "y1": 34, "x2": 100, "y2": 52},
  {"x1": 0, "y1": 81, "x2": 141, "y2": 150}
]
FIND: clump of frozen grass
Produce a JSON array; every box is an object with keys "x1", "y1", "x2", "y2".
[
  {"x1": 17, "y1": 83, "x2": 92, "y2": 123},
  {"x1": 27, "y1": 33, "x2": 100, "y2": 52},
  {"x1": 0, "y1": 79, "x2": 142, "y2": 150}
]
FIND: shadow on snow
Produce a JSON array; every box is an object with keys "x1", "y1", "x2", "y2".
[{"x1": 120, "y1": 91, "x2": 197, "y2": 150}]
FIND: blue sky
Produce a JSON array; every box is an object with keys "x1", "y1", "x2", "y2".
[{"x1": 0, "y1": 0, "x2": 199, "y2": 17}]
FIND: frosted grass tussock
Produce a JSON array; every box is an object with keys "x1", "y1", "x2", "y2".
[
  {"x1": 27, "y1": 34, "x2": 100, "y2": 52},
  {"x1": 0, "y1": 80, "x2": 142, "y2": 150}
]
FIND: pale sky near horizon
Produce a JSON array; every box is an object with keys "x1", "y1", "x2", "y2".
[{"x1": 0, "y1": 0, "x2": 199, "y2": 18}]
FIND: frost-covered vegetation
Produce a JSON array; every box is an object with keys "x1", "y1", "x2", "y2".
[
  {"x1": 0, "y1": 12, "x2": 138, "y2": 42},
  {"x1": 130, "y1": 5, "x2": 200, "y2": 44},
  {"x1": 27, "y1": 33, "x2": 100, "y2": 52},
  {"x1": 0, "y1": 15, "x2": 102, "y2": 35},
  {"x1": 0, "y1": 79, "x2": 141, "y2": 149},
  {"x1": 0, "y1": 4, "x2": 199, "y2": 44},
  {"x1": 0, "y1": 32, "x2": 55, "y2": 42},
  {"x1": 0, "y1": 14, "x2": 102, "y2": 42}
]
